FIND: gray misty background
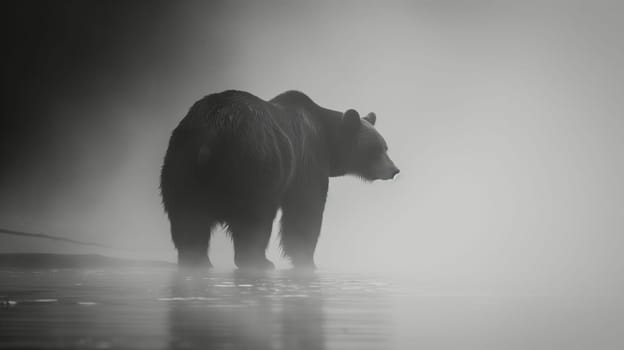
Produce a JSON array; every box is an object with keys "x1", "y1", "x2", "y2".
[{"x1": 1, "y1": 1, "x2": 622, "y2": 295}]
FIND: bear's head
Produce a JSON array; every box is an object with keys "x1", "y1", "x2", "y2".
[{"x1": 339, "y1": 109, "x2": 400, "y2": 181}]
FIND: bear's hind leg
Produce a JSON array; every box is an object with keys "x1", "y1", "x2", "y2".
[
  {"x1": 169, "y1": 211, "x2": 214, "y2": 268},
  {"x1": 228, "y1": 209, "x2": 276, "y2": 270}
]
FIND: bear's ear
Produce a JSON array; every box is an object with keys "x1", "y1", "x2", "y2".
[
  {"x1": 363, "y1": 112, "x2": 376, "y2": 125},
  {"x1": 342, "y1": 109, "x2": 361, "y2": 131}
]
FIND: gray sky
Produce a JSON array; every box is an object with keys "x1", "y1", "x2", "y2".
[{"x1": 1, "y1": 1, "x2": 622, "y2": 295}]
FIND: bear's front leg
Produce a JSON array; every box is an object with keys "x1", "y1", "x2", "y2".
[{"x1": 280, "y1": 179, "x2": 328, "y2": 270}]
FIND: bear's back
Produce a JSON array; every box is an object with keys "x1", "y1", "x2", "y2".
[
  {"x1": 162, "y1": 90, "x2": 298, "y2": 211},
  {"x1": 176, "y1": 90, "x2": 273, "y2": 131}
]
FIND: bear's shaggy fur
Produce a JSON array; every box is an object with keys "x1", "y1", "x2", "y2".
[{"x1": 160, "y1": 90, "x2": 398, "y2": 269}]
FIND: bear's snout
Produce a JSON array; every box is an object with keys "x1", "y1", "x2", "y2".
[
  {"x1": 391, "y1": 167, "x2": 400, "y2": 179},
  {"x1": 382, "y1": 165, "x2": 400, "y2": 180},
  {"x1": 372, "y1": 153, "x2": 399, "y2": 180}
]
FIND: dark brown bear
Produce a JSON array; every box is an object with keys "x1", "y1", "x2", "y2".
[{"x1": 160, "y1": 90, "x2": 399, "y2": 269}]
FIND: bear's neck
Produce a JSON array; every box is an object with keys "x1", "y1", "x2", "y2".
[
  {"x1": 272, "y1": 99, "x2": 350, "y2": 178},
  {"x1": 314, "y1": 110, "x2": 351, "y2": 177}
]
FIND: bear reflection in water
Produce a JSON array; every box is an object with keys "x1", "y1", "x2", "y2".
[
  {"x1": 168, "y1": 270, "x2": 325, "y2": 350},
  {"x1": 0, "y1": 268, "x2": 392, "y2": 349}
]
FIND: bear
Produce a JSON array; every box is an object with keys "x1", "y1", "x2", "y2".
[{"x1": 160, "y1": 90, "x2": 399, "y2": 270}]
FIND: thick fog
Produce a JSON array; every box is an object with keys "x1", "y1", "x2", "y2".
[{"x1": 1, "y1": 1, "x2": 622, "y2": 295}]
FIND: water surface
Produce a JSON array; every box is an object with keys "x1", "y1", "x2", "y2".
[{"x1": 0, "y1": 267, "x2": 621, "y2": 349}]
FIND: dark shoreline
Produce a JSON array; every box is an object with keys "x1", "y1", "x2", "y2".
[{"x1": 0, "y1": 253, "x2": 174, "y2": 269}]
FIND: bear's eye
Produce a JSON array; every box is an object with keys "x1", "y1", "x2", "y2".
[
  {"x1": 365, "y1": 145, "x2": 384, "y2": 159},
  {"x1": 365, "y1": 144, "x2": 380, "y2": 155}
]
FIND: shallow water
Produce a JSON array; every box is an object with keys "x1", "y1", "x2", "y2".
[{"x1": 0, "y1": 268, "x2": 622, "y2": 349}]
